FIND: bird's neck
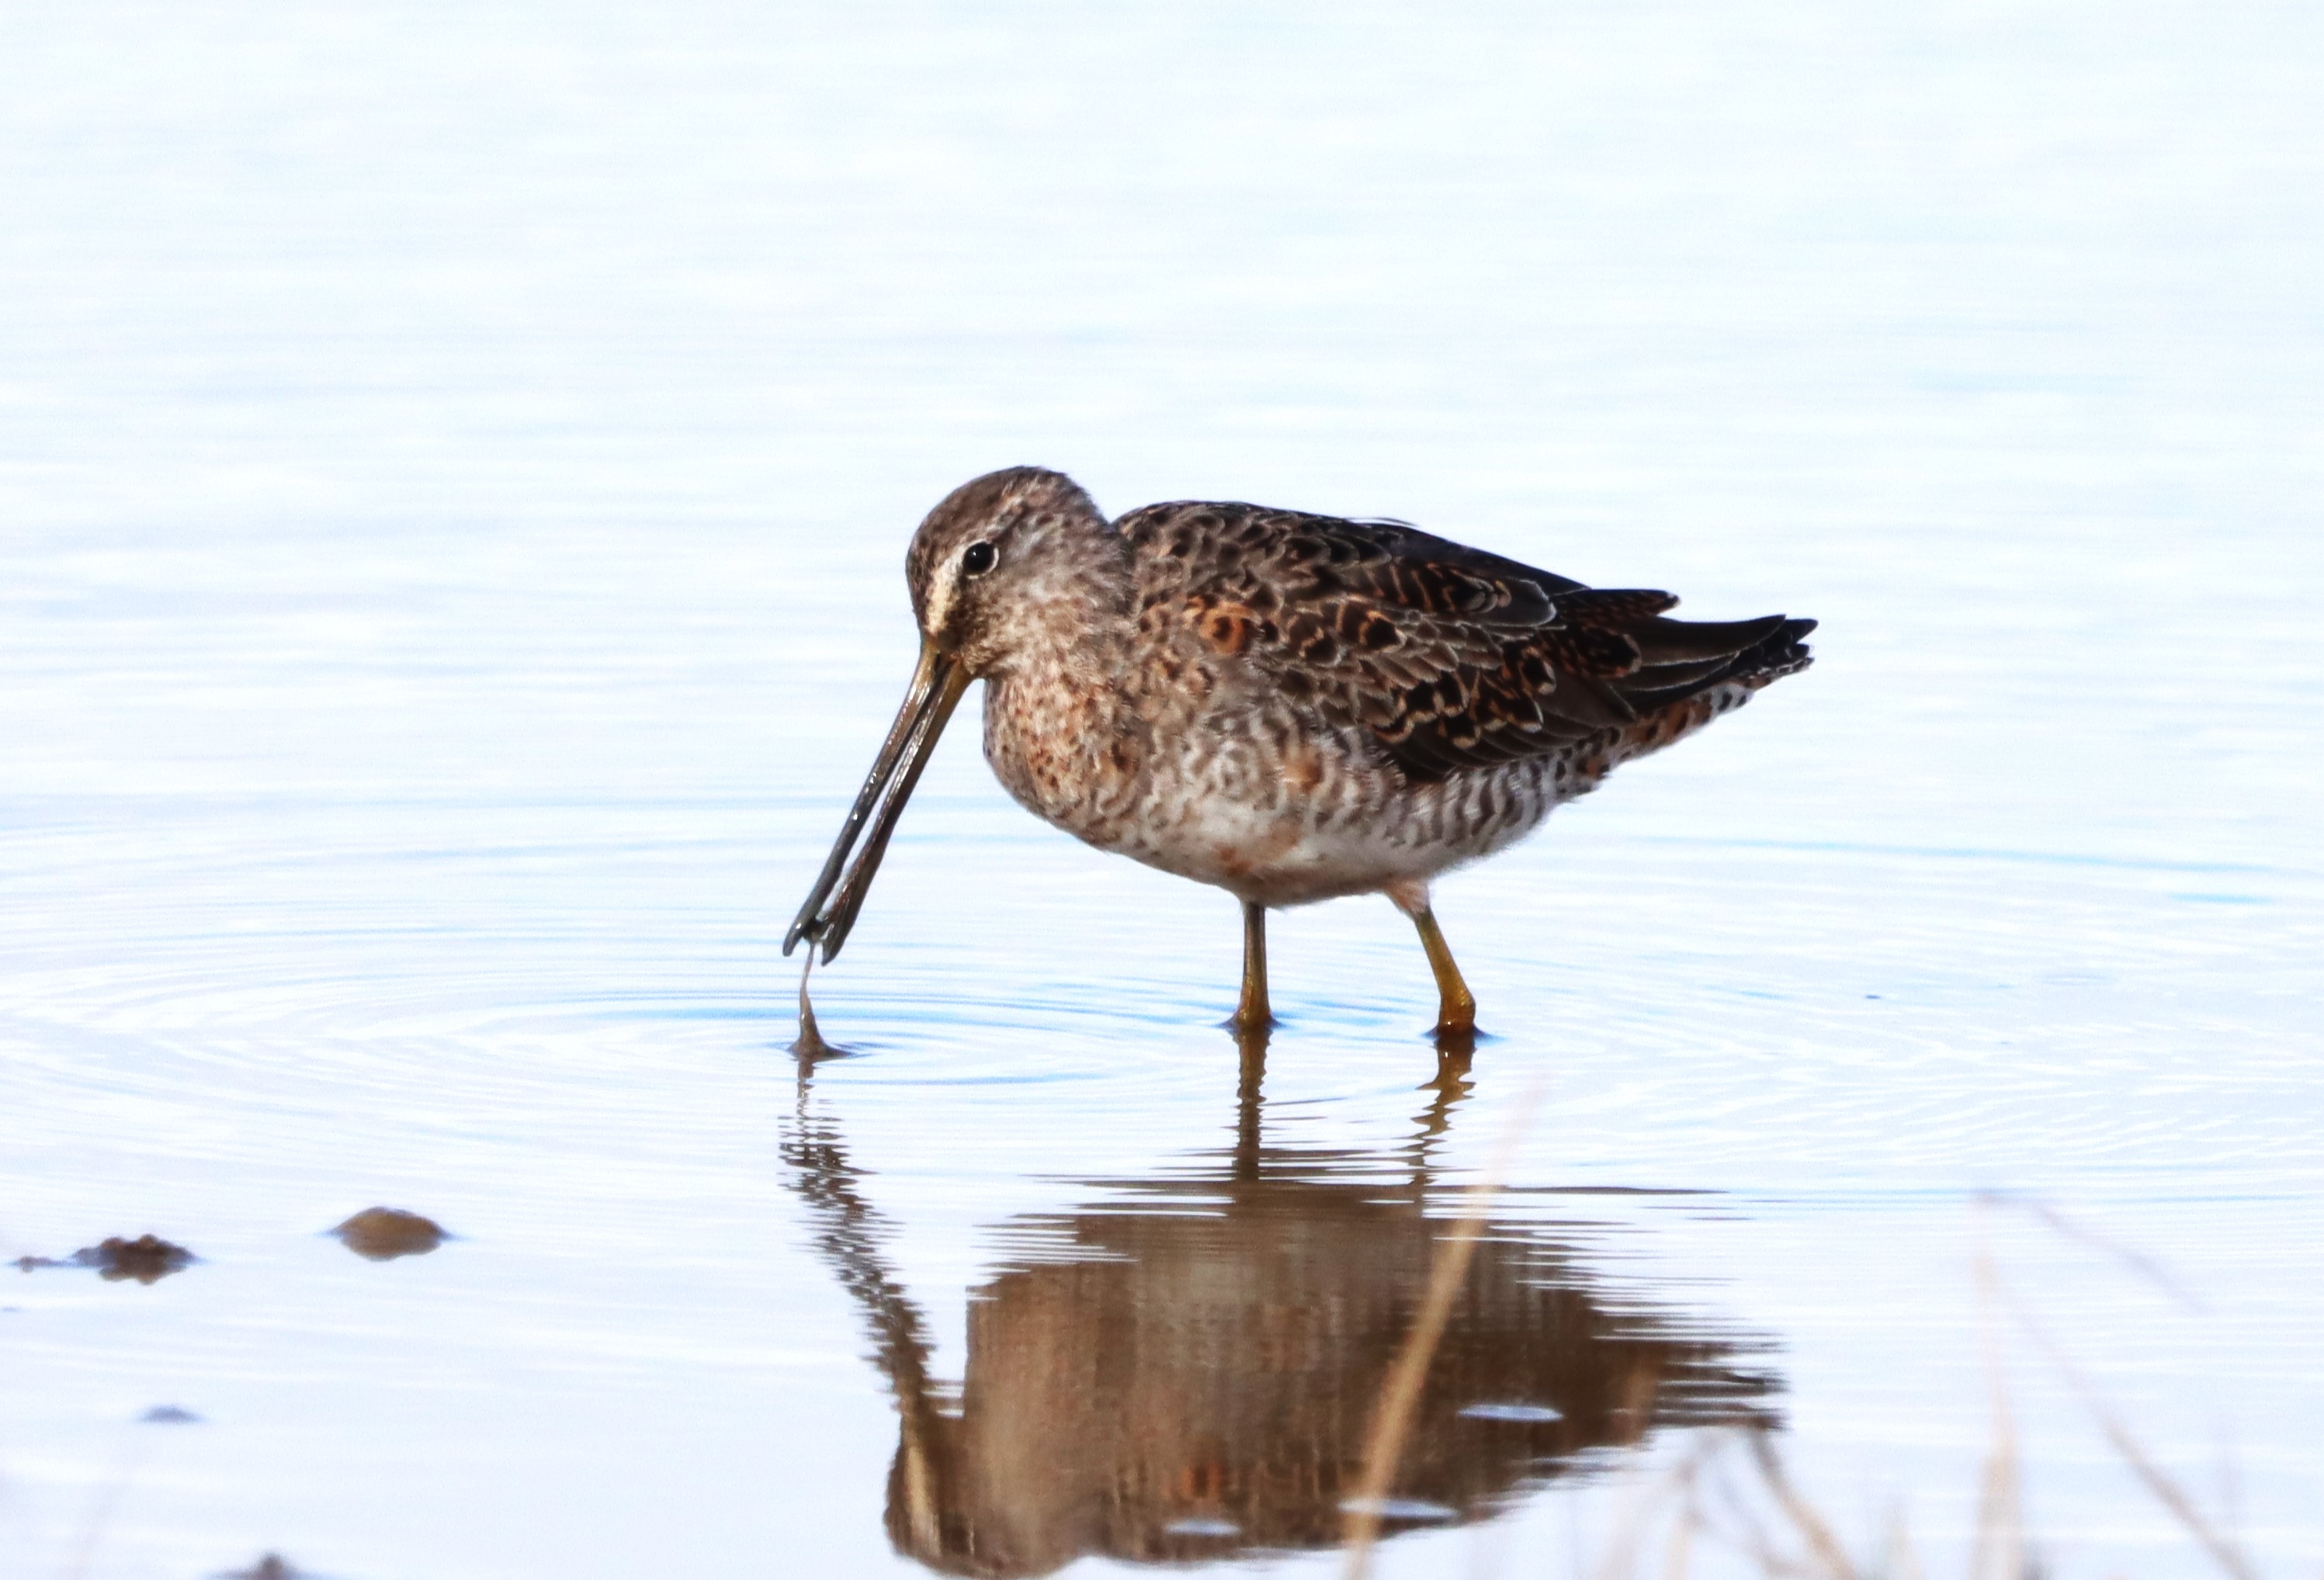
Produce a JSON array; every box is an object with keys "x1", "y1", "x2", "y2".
[
  {"x1": 983, "y1": 533, "x2": 1136, "y2": 685},
  {"x1": 978, "y1": 541, "x2": 1146, "y2": 835}
]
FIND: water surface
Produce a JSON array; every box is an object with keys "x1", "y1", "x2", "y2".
[{"x1": 2, "y1": 2, "x2": 2320, "y2": 1575}]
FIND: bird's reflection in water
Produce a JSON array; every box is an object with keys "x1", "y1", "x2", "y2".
[{"x1": 781, "y1": 1037, "x2": 1780, "y2": 1578}]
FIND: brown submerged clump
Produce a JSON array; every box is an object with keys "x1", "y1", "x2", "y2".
[
  {"x1": 331, "y1": 1208, "x2": 448, "y2": 1260},
  {"x1": 213, "y1": 1554, "x2": 310, "y2": 1580},
  {"x1": 15, "y1": 1233, "x2": 196, "y2": 1284}
]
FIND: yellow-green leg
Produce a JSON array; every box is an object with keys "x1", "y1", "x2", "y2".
[
  {"x1": 1386, "y1": 882, "x2": 1476, "y2": 1037},
  {"x1": 1233, "y1": 899, "x2": 1276, "y2": 1033},
  {"x1": 1413, "y1": 906, "x2": 1478, "y2": 1035}
]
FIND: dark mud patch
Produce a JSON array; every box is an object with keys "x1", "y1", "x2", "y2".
[
  {"x1": 16, "y1": 1234, "x2": 196, "y2": 1284},
  {"x1": 213, "y1": 1556, "x2": 316, "y2": 1580},
  {"x1": 331, "y1": 1207, "x2": 447, "y2": 1260}
]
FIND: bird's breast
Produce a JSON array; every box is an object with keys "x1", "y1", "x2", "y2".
[{"x1": 980, "y1": 666, "x2": 1146, "y2": 847}]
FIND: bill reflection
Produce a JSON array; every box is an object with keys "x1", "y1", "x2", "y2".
[{"x1": 782, "y1": 1052, "x2": 1780, "y2": 1577}]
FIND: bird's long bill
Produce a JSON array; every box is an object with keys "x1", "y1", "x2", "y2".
[{"x1": 784, "y1": 640, "x2": 973, "y2": 964}]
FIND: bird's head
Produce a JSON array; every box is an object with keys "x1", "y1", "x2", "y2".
[
  {"x1": 786, "y1": 466, "x2": 1114, "y2": 964},
  {"x1": 904, "y1": 466, "x2": 1112, "y2": 678}
]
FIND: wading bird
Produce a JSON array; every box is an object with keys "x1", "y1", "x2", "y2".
[{"x1": 786, "y1": 467, "x2": 1812, "y2": 1039}]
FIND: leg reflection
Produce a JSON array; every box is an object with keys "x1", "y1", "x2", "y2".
[
  {"x1": 1407, "y1": 1037, "x2": 1476, "y2": 1186},
  {"x1": 1233, "y1": 1018, "x2": 1268, "y2": 1182}
]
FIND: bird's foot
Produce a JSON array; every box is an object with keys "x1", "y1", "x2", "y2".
[{"x1": 1426, "y1": 1011, "x2": 1483, "y2": 1060}]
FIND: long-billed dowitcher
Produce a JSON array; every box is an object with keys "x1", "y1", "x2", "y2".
[{"x1": 787, "y1": 466, "x2": 1813, "y2": 1038}]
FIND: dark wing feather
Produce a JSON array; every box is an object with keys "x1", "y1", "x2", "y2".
[{"x1": 1118, "y1": 502, "x2": 1815, "y2": 782}]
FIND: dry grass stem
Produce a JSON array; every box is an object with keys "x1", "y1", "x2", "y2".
[
  {"x1": 1590, "y1": 1444, "x2": 1705, "y2": 1580},
  {"x1": 1537, "y1": 1204, "x2": 2259, "y2": 1580},
  {"x1": 1744, "y1": 1430, "x2": 1860, "y2": 1580},
  {"x1": 63, "y1": 1438, "x2": 147, "y2": 1580},
  {"x1": 2003, "y1": 1293, "x2": 2258, "y2": 1580},
  {"x1": 1341, "y1": 1076, "x2": 1546, "y2": 1580},
  {"x1": 1884, "y1": 1506, "x2": 1927, "y2": 1580},
  {"x1": 1982, "y1": 1192, "x2": 2205, "y2": 1314},
  {"x1": 1639, "y1": 1440, "x2": 1725, "y2": 1580},
  {"x1": 1693, "y1": 1440, "x2": 1805, "y2": 1578},
  {"x1": 1968, "y1": 1221, "x2": 2025, "y2": 1580},
  {"x1": 1660, "y1": 1501, "x2": 1698, "y2": 1580}
]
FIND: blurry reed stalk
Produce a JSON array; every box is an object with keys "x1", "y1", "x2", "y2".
[
  {"x1": 64, "y1": 1435, "x2": 148, "y2": 1580},
  {"x1": 2001, "y1": 1276, "x2": 2257, "y2": 1580},
  {"x1": 1656, "y1": 1461, "x2": 1699, "y2": 1580},
  {"x1": 1967, "y1": 1208, "x2": 2024, "y2": 1580},
  {"x1": 1341, "y1": 1075, "x2": 1545, "y2": 1579},
  {"x1": 1591, "y1": 1433, "x2": 1715, "y2": 1580},
  {"x1": 1743, "y1": 1431, "x2": 1857, "y2": 1580},
  {"x1": 1701, "y1": 1198, "x2": 2253, "y2": 1580},
  {"x1": 1441, "y1": 1194, "x2": 2258, "y2": 1580},
  {"x1": 1881, "y1": 1506, "x2": 1926, "y2": 1580},
  {"x1": 1667, "y1": 1429, "x2": 1856, "y2": 1580},
  {"x1": 1981, "y1": 1190, "x2": 2255, "y2": 1580}
]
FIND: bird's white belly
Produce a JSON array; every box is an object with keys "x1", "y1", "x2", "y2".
[
  {"x1": 983, "y1": 677, "x2": 1559, "y2": 909},
  {"x1": 1098, "y1": 773, "x2": 1547, "y2": 908},
  {"x1": 1119, "y1": 798, "x2": 1375, "y2": 904}
]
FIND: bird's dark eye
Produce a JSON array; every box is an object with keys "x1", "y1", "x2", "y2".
[{"x1": 962, "y1": 540, "x2": 997, "y2": 577}]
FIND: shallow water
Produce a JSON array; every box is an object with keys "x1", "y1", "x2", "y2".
[{"x1": 3, "y1": 2, "x2": 2321, "y2": 1576}]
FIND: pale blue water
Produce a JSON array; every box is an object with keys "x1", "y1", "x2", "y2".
[{"x1": 3, "y1": 2, "x2": 2320, "y2": 1576}]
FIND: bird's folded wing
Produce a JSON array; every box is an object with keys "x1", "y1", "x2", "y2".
[{"x1": 1119, "y1": 502, "x2": 1812, "y2": 782}]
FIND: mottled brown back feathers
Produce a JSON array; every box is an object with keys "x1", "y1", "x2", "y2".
[{"x1": 1119, "y1": 501, "x2": 1814, "y2": 783}]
